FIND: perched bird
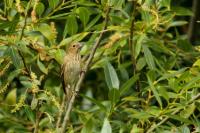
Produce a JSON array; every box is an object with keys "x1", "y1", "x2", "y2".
[{"x1": 61, "y1": 42, "x2": 82, "y2": 102}]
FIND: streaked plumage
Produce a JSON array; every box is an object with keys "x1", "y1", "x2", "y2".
[{"x1": 61, "y1": 42, "x2": 82, "y2": 102}]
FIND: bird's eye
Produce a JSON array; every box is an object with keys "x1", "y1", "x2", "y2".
[{"x1": 72, "y1": 45, "x2": 75, "y2": 47}]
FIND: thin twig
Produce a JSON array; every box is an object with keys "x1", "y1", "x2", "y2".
[
  {"x1": 146, "y1": 93, "x2": 200, "y2": 133},
  {"x1": 60, "y1": 7, "x2": 110, "y2": 133},
  {"x1": 33, "y1": 108, "x2": 41, "y2": 133},
  {"x1": 56, "y1": 95, "x2": 66, "y2": 130},
  {"x1": 18, "y1": 0, "x2": 33, "y2": 75}
]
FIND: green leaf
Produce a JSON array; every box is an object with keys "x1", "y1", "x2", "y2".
[
  {"x1": 159, "y1": 0, "x2": 171, "y2": 9},
  {"x1": 37, "y1": 23, "x2": 55, "y2": 41},
  {"x1": 35, "y1": 2, "x2": 45, "y2": 16},
  {"x1": 51, "y1": 49, "x2": 65, "y2": 64},
  {"x1": 108, "y1": 89, "x2": 120, "y2": 106},
  {"x1": 6, "y1": 47, "x2": 23, "y2": 69},
  {"x1": 80, "y1": 94, "x2": 107, "y2": 112},
  {"x1": 24, "y1": 106, "x2": 35, "y2": 123},
  {"x1": 5, "y1": 89, "x2": 16, "y2": 105},
  {"x1": 85, "y1": 14, "x2": 101, "y2": 31},
  {"x1": 180, "y1": 125, "x2": 190, "y2": 133},
  {"x1": 101, "y1": 118, "x2": 112, "y2": 133},
  {"x1": 136, "y1": 57, "x2": 146, "y2": 71},
  {"x1": 37, "y1": 58, "x2": 48, "y2": 74},
  {"x1": 177, "y1": 39, "x2": 193, "y2": 52},
  {"x1": 157, "y1": 68, "x2": 187, "y2": 82},
  {"x1": 147, "y1": 72, "x2": 162, "y2": 108},
  {"x1": 135, "y1": 34, "x2": 146, "y2": 59},
  {"x1": 143, "y1": 45, "x2": 155, "y2": 70},
  {"x1": 104, "y1": 61, "x2": 120, "y2": 90},
  {"x1": 182, "y1": 74, "x2": 200, "y2": 92},
  {"x1": 167, "y1": 115, "x2": 193, "y2": 124},
  {"x1": 169, "y1": 21, "x2": 188, "y2": 27},
  {"x1": 31, "y1": 97, "x2": 38, "y2": 110},
  {"x1": 60, "y1": 32, "x2": 89, "y2": 47},
  {"x1": 172, "y1": 6, "x2": 193, "y2": 16},
  {"x1": 120, "y1": 74, "x2": 139, "y2": 95},
  {"x1": 131, "y1": 111, "x2": 152, "y2": 120},
  {"x1": 76, "y1": 7, "x2": 90, "y2": 27},
  {"x1": 8, "y1": 69, "x2": 22, "y2": 81},
  {"x1": 81, "y1": 118, "x2": 93, "y2": 133},
  {"x1": 48, "y1": 0, "x2": 59, "y2": 9},
  {"x1": 180, "y1": 103, "x2": 195, "y2": 118},
  {"x1": 65, "y1": 14, "x2": 78, "y2": 35}
]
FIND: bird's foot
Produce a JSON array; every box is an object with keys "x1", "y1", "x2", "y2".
[
  {"x1": 81, "y1": 68, "x2": 86, "y2": 74},
  {"x1": 72, "y1": 90, "x2": 78, "y2": 97}
]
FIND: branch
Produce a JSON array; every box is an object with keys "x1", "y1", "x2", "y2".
[
  {"x1": 33, "y1": 108, "x2": 41, "y2": 133},
  {"x1": 60, "y1": 7, "x2": 110, "y2": 133},
  {"x1": 128, "y1": 0, "x2": 140, "y2": 92},
  {"x1": 188, "y1": 0, "x2": 200, "y2": 43},
  {"x1": 18, "y1": 0, "x2": 33, "y2": 75},
  {"x1": 56, "y1": 95, "x2": 66, "y2": 129},
  {"x1": 146, "y1": 93, "x2": 200, "y2": 133}
]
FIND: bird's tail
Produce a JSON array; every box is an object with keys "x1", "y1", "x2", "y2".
[{"x1": 65, "y1": 85, "x2": 73, "y2": 103}]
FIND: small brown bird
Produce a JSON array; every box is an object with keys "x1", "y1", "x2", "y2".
[{"x1": 61, "y1": 42, "x2": 82, "y2": 102}]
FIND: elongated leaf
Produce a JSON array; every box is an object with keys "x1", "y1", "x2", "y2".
[
  {"x1": 24, "y1": 106, "x2": 35, "y2": 123},
  {"x1": 85, "y1": 14, "x2": 101, "y2": 31},
  {"x1": 36, "y1": 2, "x2": 45, "y2": 16},
  {"x1": 6, "y1": 47, "x2": 23, "y2": 69},
  {"x1": 182, "y1": 74, "x2": 200, "y2": 92},
  {"x1": 167, "y1": 115, "x2": 193, "y2": 124},
  {"x1": 120, "y1": 74, "x2": 139, "y2": 95},
  {"x1": 147, "y1": 72, "x2": 162, "y2": 108},
  {"x1": 48, "y1": 0, "x2": 59, "y2": 9},
  {"x1": 76, "y1": 7, "x2": 90, "y2": 27},
  {"x1": 37, "y1": 58, "x2": 48, "y2": 74},
  {"x1": 8, "y1": 69, "x2": 22, "y2": 81},
  {"x1": 60, "y1": 32, "x2": 89, "y2": 47},
  {"x1": 104, "y1": 61, "x2": 120, "y2": 90},
  {"x1": 135, "y1": 34, "x2": 146, "y2": 59},
  {"x1": 143, "y1": 45, "x2": 155, "y2": 70},
  {"x1": 37, "y1": 23, "x2": 55, "y2": 41},
  {"x1": 157, "y1": 68, "x2": 187, "y2": 82},
  {"x1": 108, "y1": 89, "x2": 120, "y2": 106},
  {"x1": 66, "y1": 14, "x2": 78, "y2": 35},
  {"x1": 172, "y1": 6, "x2": 193, "y2": 16},
  {"x1": 101, "y1": 118, "x2": 112, "y2": 133},
  {"x1": 5, "y1": 89, "x2": 16, "y2": 105},
  {"x1": 80, "y1": 94, "x2": 107, "y2": 111}
]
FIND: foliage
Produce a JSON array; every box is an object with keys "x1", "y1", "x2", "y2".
[{"x1": 0, "y1": 0, "x2": 199, "y2": 132}]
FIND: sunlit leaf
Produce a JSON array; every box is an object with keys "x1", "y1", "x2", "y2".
[
  {"x1": 36, "y1": 2, "x2": 45, "y2": 16},
  {"x1": 104, "y1": 61, "x2": 120, "y2": 90},
  {"x1": 143, "y1": 45, "x2": 155, "y2": 70},
  {"x1": 76, "y1": 7, "x2": 90, "y2": 27},
  {"x1": 101, "y1": 118, "x2": 112, "y2": 133},
  {"x1": 147, "y1": 71, "x2": 162, "y2": 108},
  {"x1": 120, "y1": 74, "x2": 139, "y2": 95},
  {"x1": 65, "y1": 14, "x2": 78, "y2": 36},
  {"x1": 48, "y1": 0, "x2": 59, "y2": 9},
  {"x1": 37, "y1": 58, "x2": 48, "y2": 74}
]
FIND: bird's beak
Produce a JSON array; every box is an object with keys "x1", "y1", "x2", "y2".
[{"x1": 77, "y1": 42, "x2": 83, "y2": 49}]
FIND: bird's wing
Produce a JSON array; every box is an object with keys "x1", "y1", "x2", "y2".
[{"x1": 60, "y1": 63, "x2": 66, "y2": 94}]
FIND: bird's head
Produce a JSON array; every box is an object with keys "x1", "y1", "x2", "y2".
[{"x1": 67, "y1": 42, "x2": 82, "y2": 54}]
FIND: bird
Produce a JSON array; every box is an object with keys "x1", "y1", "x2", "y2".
[{"x1": 61, "y1": 42, "x2": 82, "y2": 102}]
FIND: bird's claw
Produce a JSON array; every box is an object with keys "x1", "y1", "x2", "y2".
[{"x1": 72, "y1": 90, "x2": 78, "y2": 96}]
